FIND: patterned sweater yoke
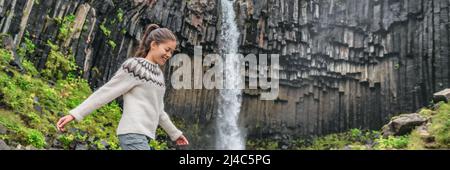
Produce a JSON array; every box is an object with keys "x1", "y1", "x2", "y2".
[{"x1": 69, "y1": 57, "x2": 182, "y2": 141}]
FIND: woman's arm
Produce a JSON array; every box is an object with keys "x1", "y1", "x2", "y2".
[
  {"x1": 159, "y1": 111, "x2": 189, "y2": 145},
  {"x1": 159, "y1": 111, "x2": 183, "y2": 141},
  {"x1": 57, "y1": 66, "x2": 137, "y2": 132},
  {"x1": 69, "y1": 68, "x2": 137, "y2": 121},
  {"x1": 57, "y1": 66, "x2": 137, "y2": 131}
]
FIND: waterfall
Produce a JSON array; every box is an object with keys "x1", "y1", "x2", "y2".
[{"x1": 216, "y1": 0, "x2": 245, "y2": 150}]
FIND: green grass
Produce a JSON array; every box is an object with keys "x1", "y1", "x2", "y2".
[
  {"x1": 0, "y1": 109, "x2": 46, "y2": 148},
  {"x1": 374, "y1": 136, "x2": 409, "y2": 150},
  {"x1": 407, "y1": 129, "x2": 426, "y2": 150},
  {"x1": 429, "y1": 102, "x2": 450, "y2": 147}
]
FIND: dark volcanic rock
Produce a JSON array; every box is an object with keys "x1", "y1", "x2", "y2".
[
  {"x1": 1, "y1": 0, "x2": 450, "y2": 149},
  {"x1": 381, "y1": 113, "x2": 428, "y2": 137},
  {"x1": 433, "y1": 88, "x2": 450, "y2": 103}
]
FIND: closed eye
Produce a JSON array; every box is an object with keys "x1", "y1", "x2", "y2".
[{"x1": 166, "y1": 48, "x2": 175, "y2": 54}]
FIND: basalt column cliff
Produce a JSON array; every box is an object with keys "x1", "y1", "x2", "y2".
[{"x1": 1, "y1": 0, "x2": 449, "y2": 149}]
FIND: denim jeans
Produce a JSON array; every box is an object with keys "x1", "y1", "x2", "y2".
[{"x1": 118, "y1": 133, "x2": 153, "y2": 150}]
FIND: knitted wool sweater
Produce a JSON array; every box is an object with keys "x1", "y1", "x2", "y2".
[{"x1": 69, "y1": 57, "x2": 182, "y2": 141}]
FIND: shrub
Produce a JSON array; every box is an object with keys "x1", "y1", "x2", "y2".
[
  {"x1": 374, "y1": 136, "x2": 409, "y2": 150},
  {"x1": 24, "y1": 129, "x2": 47, "y2": 148}
]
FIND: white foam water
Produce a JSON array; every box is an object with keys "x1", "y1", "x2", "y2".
[{"x1": 216, "y1": 0, "x2": 245, "y2": 150}]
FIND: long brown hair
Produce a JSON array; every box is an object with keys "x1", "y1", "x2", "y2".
[{"x1": 135, "y1": 24, "x2": 177, "y2": 58}]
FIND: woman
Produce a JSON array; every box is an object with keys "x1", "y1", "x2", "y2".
[{"x1": 56, "y1": 24, "x2": 189, "y2": 150}]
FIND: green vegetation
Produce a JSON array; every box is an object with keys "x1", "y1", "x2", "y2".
[
  {"x1": 55, "y1": 14, "x2": 76, "y2": 41},
  {"x1": 247, "y1": 139, "x2": 279, "y2": 150},
  {"x1": 374, "y1": 136, "x2": 409, "y2": 150},
  {"x1": 406, "y1": 129, "x2": 426, "y2": 150},
  {"x1": 246, "y1": 129, "x2": 409, "y2": 150},
  {"x1": 41, "y1": 40, "x2": 77, "y2": 80},
  {"x1": 17, "y1": 31, "x2": 36, "y2": 57},
  {"x1": 0, "y1": 35, "x2": 170, "y2": 149},
  {"x1": 99, "y1": 20, "x2": 118, "y2": 50},
  {"x1": 429, "y1": 102, "x2": 450, "y2": 147},
  {"x1": 296, "y1": 129, "x2": 381, "y2": 150},
  {"x1": 0, "y1": 109, "x2": 46, "y2": 148},
  {"x1": 117, "y1": 8, "x2": 124, "y2": 23},
  {"x1": 99, "y1": 21, "x2": 111, "y2": 38},
  {"x1": 121, "y1": 28, "x2": 127, "y2": 35},
  {"x1": 394, "y1": 63, "x2": 400, "y2": 70},
  {"x1": 247, "y1": 102, "x2": 450, "y2": 150},
  {"x1": 108, "y1": 40, "x2": 117, "y2": 50}
]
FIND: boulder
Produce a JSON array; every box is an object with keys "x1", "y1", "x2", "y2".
[
  {"x1": 433, "y1": 88, "x2": 450, "y2": 103},
  {"x1": 75, "y1": 143, "x2": 88, "y2": 150},
  {"x1": 0, "y1": 140, "x2": 11, "y2": 150},
  {"x1": 24, "y1": 145, "x2": 39, "y2": 150},
  {"x1": 0, "y1": 124, "x2": 7, "y2": 134},
  {"x1": 382, "y1": 113, "x2": 428, "y2": 137}
]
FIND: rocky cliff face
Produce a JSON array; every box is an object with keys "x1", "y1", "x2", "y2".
[
  {"x1": 1, "y1": 0, "x2": 449, "y2": 149},
  {"x1": 235, "y1": 0, "x2": 450, "y2": 139}
]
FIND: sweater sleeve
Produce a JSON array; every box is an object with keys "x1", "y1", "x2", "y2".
[
  {"x1": 69, "y1": 64, "x2": 137, "y2": 121},
  {"x1": 159, "y1": 110, "x2": 183, "y2": 141}
]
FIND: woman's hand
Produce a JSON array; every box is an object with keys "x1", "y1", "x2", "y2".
[
  {"x1": 56, "y1": 115, "x2": 75, "y2": 132},
  {"x1": 176, "y1": 135, "x2": 189, "y2": 146}
]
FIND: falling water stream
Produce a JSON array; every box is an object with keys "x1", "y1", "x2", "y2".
[{"x1": 216, "y1": 0, "x2": 245, "y2": 150}]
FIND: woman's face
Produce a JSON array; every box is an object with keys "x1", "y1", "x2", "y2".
[{"x1": 148, "y1": 40, "x2": 177, "y2": 66}]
